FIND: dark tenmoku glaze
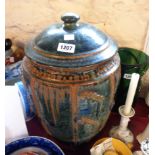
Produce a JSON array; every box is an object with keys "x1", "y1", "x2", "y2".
[{"x1": 22, "y1": 13, "x2": 121, "y2": 143}]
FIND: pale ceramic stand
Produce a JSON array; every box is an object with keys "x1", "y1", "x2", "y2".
[{"x1": 109, "y1": 105, "x2": 135, "y2": 145}]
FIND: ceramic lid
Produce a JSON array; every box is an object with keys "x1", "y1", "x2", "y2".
[{"x1": 25, "y1": 13, "x2": 118, "y2": 67}]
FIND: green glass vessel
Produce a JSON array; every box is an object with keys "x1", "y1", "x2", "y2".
[{"x1": 114, "y1": 47, "x2": 149, "y2": 112}]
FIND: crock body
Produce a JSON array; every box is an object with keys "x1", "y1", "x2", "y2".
[{"x1": 22, "y1": 13, "x2": 121, "y2": 143}]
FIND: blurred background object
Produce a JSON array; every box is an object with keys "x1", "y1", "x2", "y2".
[
  {"x1": 137, "y1": 91, "x2": 149, "y2": 145},
  {"x1": 141, "y1": 138, "x2": 149, "y2": 155},
  {"x1": 5, "y1": 38, "x2": 25, "y2": 85}
]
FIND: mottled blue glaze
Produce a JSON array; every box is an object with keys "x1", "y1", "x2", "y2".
[
  {"x1": 15, "y1": 81, "x2": 35, "y2": 121},
  {"x1": 25, "y1": 13, "x2": 117, "y2": 68},
  {"x1": 23, "y1": 62, "x2": 120, "y2": 143},
  {"x1": 22, "y1": 13, "x2": 121, "y2": 143},
  {"x1": 5, "y1": 136, "x2": 65, "y2": 155}
]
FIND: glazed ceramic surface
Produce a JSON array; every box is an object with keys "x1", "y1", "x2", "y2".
[
  {"x1": 22, "y1": 13, "x2": 121, "y2": 143},
  {"x1": 5, "y1": 136, "x2": 65, "y2": 155},
  {"x1": 93, "y1": 137, "x2": 132, "y2": 155},
  {"x1": 15, "y1": 81, "x2": 35, "y2": 121}
]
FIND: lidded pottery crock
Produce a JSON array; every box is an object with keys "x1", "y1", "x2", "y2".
[{"x1": 22, "y1": 13, "x2": 121, "y2": 143}]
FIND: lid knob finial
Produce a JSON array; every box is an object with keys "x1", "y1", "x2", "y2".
[{"x1": 61, "y1": 13, "x2": 80, "y2": 28}]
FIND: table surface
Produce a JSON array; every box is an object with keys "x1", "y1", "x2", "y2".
[{"x1": 26, "y1": 98, "x2": 149, "y2": 155}]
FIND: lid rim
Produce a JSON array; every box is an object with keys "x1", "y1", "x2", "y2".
[
  {"x1": 25, "y1": 13, "x2": 118, "y2": 67},
  {"x1": 25, "y1": 40, "x2": 118, "y2": 68},
  {"x1": 32, "y1": 39, "x2": 111, "y2": 60}
]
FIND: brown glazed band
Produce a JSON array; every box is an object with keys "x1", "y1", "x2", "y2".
[{"x1": 22, "y1": 54, "x2": 120, "y2": 84}]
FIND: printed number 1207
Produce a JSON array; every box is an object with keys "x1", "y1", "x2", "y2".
[{"x1": 57, "y1": 43, "x2": 75, "y2": 53}]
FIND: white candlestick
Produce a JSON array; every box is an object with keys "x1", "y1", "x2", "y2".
[
  {"x1": 124, "y1": 73, "x2": 140, "y2": 115},
  {"x1": 119, "y1": 117, "x2": 130, "y2": 130}
]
